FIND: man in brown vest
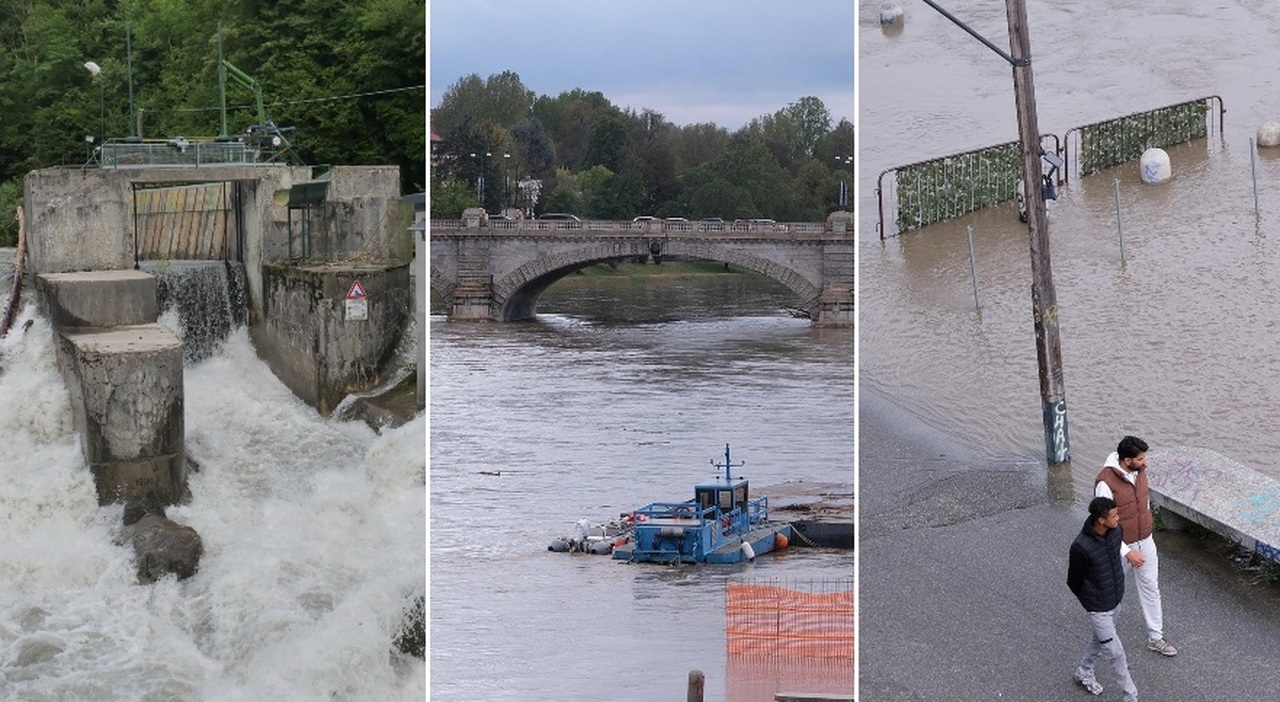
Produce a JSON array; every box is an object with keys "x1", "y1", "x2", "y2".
[{"x1": 1095, "y1": 435, "x2": 1177, "y2": 657}]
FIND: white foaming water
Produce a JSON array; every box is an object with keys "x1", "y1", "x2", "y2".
[{"x1": 0, "y1": 304, "x2": 425, "y2": 701}]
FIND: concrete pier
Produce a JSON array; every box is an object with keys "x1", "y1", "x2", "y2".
[
  {"x1": 57, "y1": 323, "x2": 185, "y2": 505},
  {"x1": 38, "y1": 270, "x2": 187, "y2": 505}
]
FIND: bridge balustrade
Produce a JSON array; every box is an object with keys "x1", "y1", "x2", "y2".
[{"x1": 432, "y1": 218, "x2": 846, "y2": 239}]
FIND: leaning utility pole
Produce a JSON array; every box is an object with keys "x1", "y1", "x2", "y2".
[
  {"x1": 1005, "y1": 0, "x2": 1069, "y2": 463},
  {"x1": 921, "y1": 0, "x2": 1070, "y2": 463}
]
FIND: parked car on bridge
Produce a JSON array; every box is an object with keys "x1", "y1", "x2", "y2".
[{"x1": 538, "y1": 213, "x2": 581, "y2": 221}]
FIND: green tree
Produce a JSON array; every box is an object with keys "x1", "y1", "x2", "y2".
[
  {"x1": 783, "y1": 96, "x2": 832, "y2": 158},
  {"x1": 433, "y1": 70, "x2": 534, "y2": 137},
  {"x1": 673, "y1": 122, "x2": 730, "y2": 170},
  {"x1": 583, "y1": 112, "x2": 628, "y2": 172},
  {"x1": 430, "y1": 177, "x2": 477, "y2": 219},
  {"x1": 544, "y1": 168, "x2": 583, "y2": 214},
  {"x1": 510, "y1": 118, "x2": 555, "y2": 179},
  {"x1": 0, "y1": 0, "x2": 425, "y2": 191},
  {"x1": 0, "y1": 179, "x2": 22, "y2": 246}
]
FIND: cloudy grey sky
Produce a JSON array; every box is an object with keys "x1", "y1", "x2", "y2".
[{"x1": 428, "y1": 0, "x2": 854, "y2": 131}]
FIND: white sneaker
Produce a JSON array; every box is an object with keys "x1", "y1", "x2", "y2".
[
  {"x1": 1073, "y1": 670, "x2": 1103, "y2": 695},
  {"x1": 1148, "y1": 638, "x2": 1178, "y2": 656}
]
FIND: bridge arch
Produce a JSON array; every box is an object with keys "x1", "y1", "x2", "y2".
[{"x1": 492, "y1": 239, "x2": 821, "y2": 322}]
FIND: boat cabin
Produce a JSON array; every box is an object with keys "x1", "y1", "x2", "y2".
[
  {"x1": 695, "y1": 476, "x2": 748, "y2": 516},
  {"x1": 696, "y1": 444, "x2": 751, "y2": 517}
]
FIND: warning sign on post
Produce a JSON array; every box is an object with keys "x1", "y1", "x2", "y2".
[{"x1": 345, "y1": 279, "x2": 368, "y2": 321}]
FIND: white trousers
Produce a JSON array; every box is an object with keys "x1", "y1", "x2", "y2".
[{"x1": 1122, "y1": 534, "x2": 1163, "y2": 642}]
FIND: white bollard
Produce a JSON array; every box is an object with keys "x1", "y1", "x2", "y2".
[
  {"x1": 1258, "y1": 121, "x2": 1280, "y2": 148},
  {"x1": 1140, "y1": 148, "x2": 1171, "y2": 184},
  {"x1": 879, "y1": 2, "x2": 904, "y2": 26}
]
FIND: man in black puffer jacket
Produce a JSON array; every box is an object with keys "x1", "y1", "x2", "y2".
[{"x1": 1067, "y1": 497, "x2": 1138, "y2": 701}]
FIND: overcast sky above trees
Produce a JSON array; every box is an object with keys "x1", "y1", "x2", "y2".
[{"x1": 428, "y1": 0, "x2": 854, "y2": 130}]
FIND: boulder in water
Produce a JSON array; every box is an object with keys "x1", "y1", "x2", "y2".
[
  {"x1": 393, "y1": 594, "x2": 425, "y2": 658},
  {"x1": 119, "y1": 492, "x2": 203, "y2": 584}
]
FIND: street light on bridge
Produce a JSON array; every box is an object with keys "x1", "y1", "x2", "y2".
[
  {"x1": 502, "y1": 152, "x2": 511, "y2": 209},
  {"x1": 468, "y1": 151, "x2": 491, "y2": 205},
  {"x1": 834, "y1": 155, "x2": 853, "y2": 208}
]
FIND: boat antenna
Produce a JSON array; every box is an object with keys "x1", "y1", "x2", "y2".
[{"x1": 711, "y1": 443, "x2": 744, "y2": 481}]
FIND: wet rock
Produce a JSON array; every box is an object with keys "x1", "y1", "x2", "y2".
[
  {"x1": 337, "y1": 372, "x2": 420, "y2": 431},
  {"x1": 13, "y1": 633, "x2": 66, "y2": 666},
  {"x1": 119, "y1": 492, "x2": 203, "y2": 584},
  {"x1": 392, "y1": 594, "x2": 425, "y2": 658}
]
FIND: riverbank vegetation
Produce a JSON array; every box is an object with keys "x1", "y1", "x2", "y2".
[
  {"x1": 431, "y1": 71, "x2": 854, "y2": 223},
  {"x1": 0, "y1": 0, "x2": 426, "y2": 246}
]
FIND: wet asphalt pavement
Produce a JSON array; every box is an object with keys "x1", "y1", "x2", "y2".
[{"x1": 859, "y1": 387, "x2": 1280, "y2": 701}]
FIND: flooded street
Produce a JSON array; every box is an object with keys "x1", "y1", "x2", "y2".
[
  {"x1": 429, "y1": 272, "x2": 853, "y2": 701},
  {"x1": 860, "y1": 0, "x2": 1280, "y2": 488}
]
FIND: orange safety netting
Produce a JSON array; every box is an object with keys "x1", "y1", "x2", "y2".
[
  {"x1": 725, "y1": 656, "x2": 854, "y2": 702},
  {"x1": 725, "y1": 583, "x2": 855, "y2": 659}
]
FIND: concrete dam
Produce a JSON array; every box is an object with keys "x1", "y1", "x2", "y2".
[{"x1": 14, "y1": 163, "x2": 423, "y2": 510}]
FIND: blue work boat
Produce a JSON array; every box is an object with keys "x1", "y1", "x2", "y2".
[{"x1": 611, "y1": 444, "x2": 791, "y2": 564}]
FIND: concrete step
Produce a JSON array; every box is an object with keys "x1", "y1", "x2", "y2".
[{"x1": 37, "y1": 269, "x2": 158, "y2": 328}]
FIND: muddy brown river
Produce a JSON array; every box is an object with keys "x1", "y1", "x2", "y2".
[{"x1": 860, "y1": 0, "x2": 1280, "y2": 491}]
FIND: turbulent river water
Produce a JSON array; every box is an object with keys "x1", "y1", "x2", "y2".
[
  {"x1": 0, "y1": 304, "x2": 425, "y2": 700},
  {"x1": 860, "y1": 0, "x2": 1280, "y2": 489},
  {"x1": 428, "y1": 270, "x2": 854, "y2": 701}
]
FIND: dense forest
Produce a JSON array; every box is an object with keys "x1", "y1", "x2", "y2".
[
  {"x1": 0, "y1": 0, "x2": 426, "y2": 245},
  {"x1": 430, "y1": 71, "x2": 855, "y2": 222}
]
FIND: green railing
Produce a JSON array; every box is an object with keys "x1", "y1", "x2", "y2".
[
  {"x1": 877, "y1": 136, "x2": 1057, "y2": 237},
  {"x1": 1064, "y1": 96, "x2": 1225, "y2": 181}
]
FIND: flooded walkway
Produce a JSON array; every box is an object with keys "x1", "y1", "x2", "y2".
[{"x1": 860, "y1": 1, "x2": 1280, "y2": 489}]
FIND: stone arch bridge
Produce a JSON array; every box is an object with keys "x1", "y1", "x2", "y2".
[{"x1": 430, "y1": 213, "x2": 854, "y2": 327}]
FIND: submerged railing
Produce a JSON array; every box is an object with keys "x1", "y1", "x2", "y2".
[
  {"x1": 877, "y1": 135, "x2": 1058, "y2": 237},
  {"x1": 877, "y1": 96, "x2": 1228, "y2": 238},
  {"x1": 1062, "y1": 95, "x2": 1225, "y2": 182}
]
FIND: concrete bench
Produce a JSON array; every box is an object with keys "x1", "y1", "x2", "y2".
[{"x1": 1148, "y1": 446, "x2": 1280, "y2": 563}]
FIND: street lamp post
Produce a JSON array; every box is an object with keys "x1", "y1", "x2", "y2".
[
  {"x1": 468, "y1": 152, "x2": 489, "y2": 204},
  {"x1": 922, "y1": 0, "x2": 1070, "y2": 464},
  {"x1": 835, "y1": 155, "x2": 853, "y2": 208},
  {"x1": 503, "y1": 153, "x2": 511, "y2": 209},
  {"x1": 483, "y1": 152, "x2": 491, "y2": 207},
  {"x1": 84, "y1": 61, "x2": 104, "y2": 144}
]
